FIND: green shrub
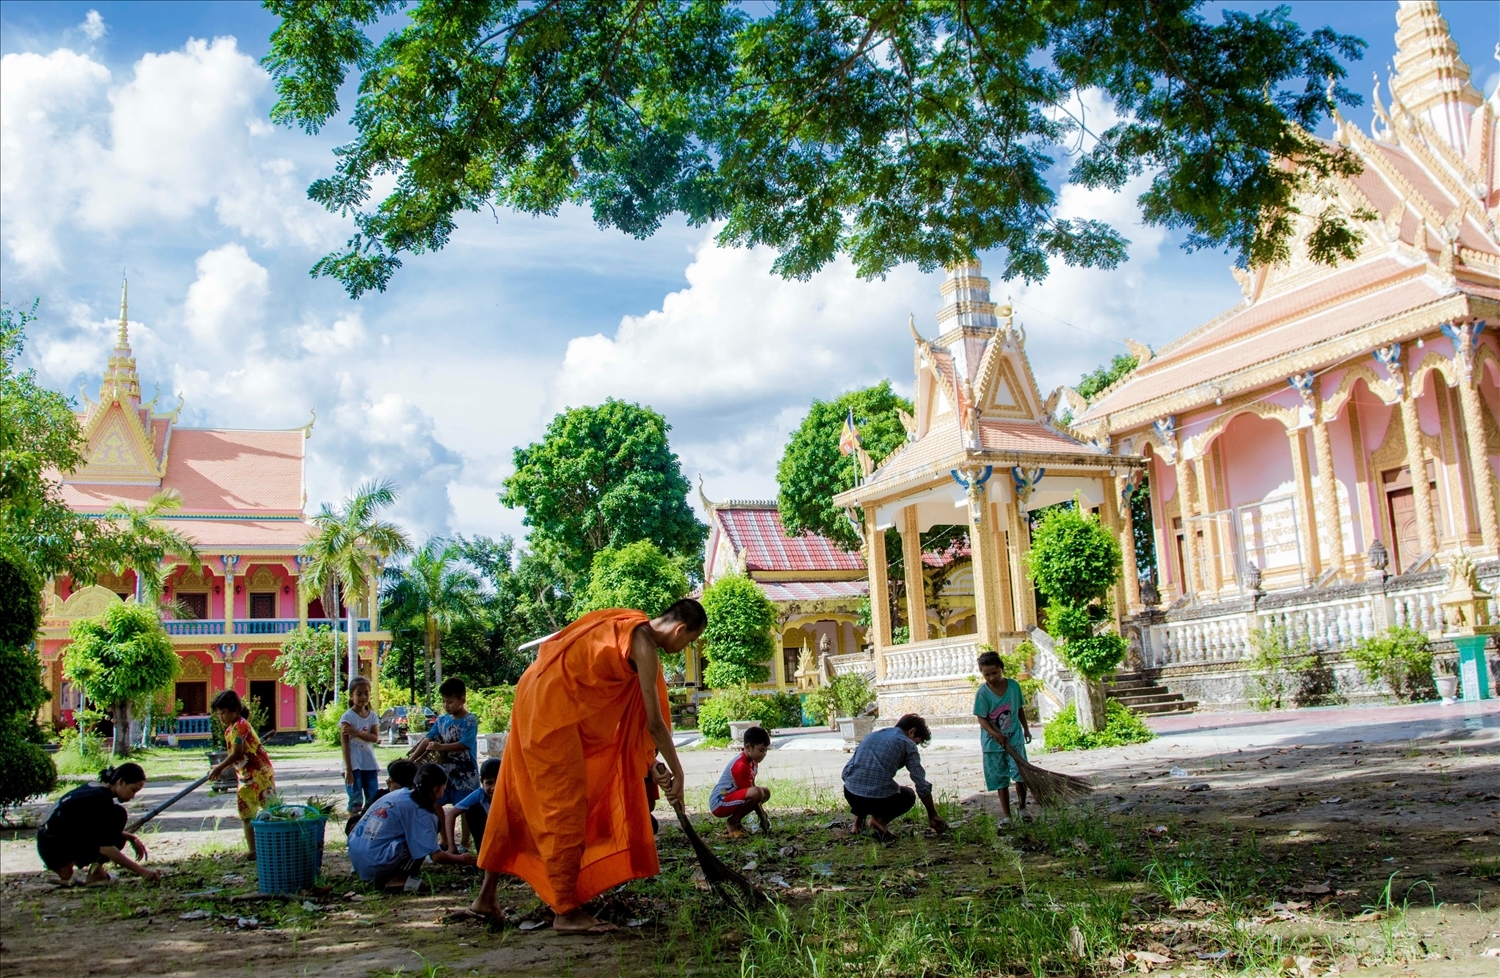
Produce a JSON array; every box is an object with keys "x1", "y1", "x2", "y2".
[
  {"x1": 803, "y1": 672, "x2": 875, "y2": 725},
  {"x1": 578, "y1": 540, "x2": 690, "y2": 618},
  {"x1": 701, "y1": 575, "x2": 776, "y2": 687},
  {"x1": 695, "y1": 684, "x2": 780, "y2": 740},
  {"x1": 997, "y1": 641, "x2": 1044, "y2": 703},
  {"x1": 476, "y1": 685, "x2": 515, "y2": 733},
  {"x1": 768, "y1": 690, "x2": 806, "y2": 728},
  {"x1": 1043, "y1": 701, "x2": 1154, "y2": 751},
  {"x1": 0, "y1": 736, "x2": 56, "y2": 809},
  {"x1": 313, "y1": 696, "x2": 347, "y2": 747},
  {"x1": 1350, "y1": 626, "x2": 1435, "y2": 702}
]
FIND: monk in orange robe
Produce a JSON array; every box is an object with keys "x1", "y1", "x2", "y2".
[{"x1": 469, "y1": 599, "x2": 704, "y2": 933}]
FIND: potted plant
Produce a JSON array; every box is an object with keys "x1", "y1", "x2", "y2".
[
  {"x1": 478, "y1": 685, "x2": 514, "y2": 756},
  {"x1": 1434, "y1": 655, "x2": 1459, "y2": 704},
  {"x1": 827, "y1": 673, "x2": 876, "y2": 748}
]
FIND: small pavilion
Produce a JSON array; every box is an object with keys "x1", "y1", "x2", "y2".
[{"x1": 834, "y1": 262, "x2": 1140, "y2": 720}]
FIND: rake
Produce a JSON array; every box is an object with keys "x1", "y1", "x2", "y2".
[
  {"x1": 126, "y1": 773, "x2": 212, "y2": 833},
  {"x1": 1001, "y1": 742, "x2": 1092, "y2": 808}
]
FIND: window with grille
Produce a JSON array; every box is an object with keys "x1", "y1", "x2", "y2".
[
  {"x1": 179, "y1": 593, "x2": 208, "y2": 620},
  {"x1": 249, "y1": 593, "x2": 277, "y2": 619}
]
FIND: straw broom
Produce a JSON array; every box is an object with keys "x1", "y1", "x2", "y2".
[
  {"x1": 1001, "y1": 741, "x2": 1092, "y2": 807},
  {"x1": 656, "y1": 764, "x2": 769, "y2": 909}
]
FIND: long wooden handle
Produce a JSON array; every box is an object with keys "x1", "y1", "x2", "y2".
[{"x1": 126, "y1": 774, "x2": 211, "y2": 832}]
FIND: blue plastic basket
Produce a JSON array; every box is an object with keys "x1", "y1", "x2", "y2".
[{"x1": 252, "y1": 806, "x2": 327, "y2": 895}]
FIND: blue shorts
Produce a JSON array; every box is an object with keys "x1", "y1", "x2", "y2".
[
  {"x1": 983, "y1": 749, "x2": 1023, "y2": 791},
  {"x1": 346, "y1": 769, "x2": 381, "y2": 811}
]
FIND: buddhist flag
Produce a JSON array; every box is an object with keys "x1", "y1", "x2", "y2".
[{"x1": 838, "y1": 408, "x2": 862, "y2": 456}]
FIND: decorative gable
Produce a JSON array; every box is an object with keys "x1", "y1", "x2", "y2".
[{"x1": 76, "y1": 402, "x2": 162, "y2": 484}]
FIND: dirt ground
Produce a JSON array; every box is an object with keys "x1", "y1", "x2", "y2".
[{"x1": 2, "y1": 703, "x2": 1497, "y2": 978}]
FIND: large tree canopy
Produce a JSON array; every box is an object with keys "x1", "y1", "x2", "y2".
[
  {"x1": 777, "y1": 382, "x2": 911, "y2": 551},
  {"x1": 501, "y1": 399, "x2": 705, "y2": 582},
  {"x1": 264, "y1": 0, "x2": 1365, "y2": 298}
]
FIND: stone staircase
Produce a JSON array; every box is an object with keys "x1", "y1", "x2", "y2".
[{"x1": 1105, "y1": 672, "x2": 1196, "y2": 716}]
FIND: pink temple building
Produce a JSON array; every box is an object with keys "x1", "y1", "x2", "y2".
[
  {"x1": 36, "y1": 285, "x2": 390, "y2": 738},
  {"x1": 1066, "y1": 1, "x2": 1500, "y2": 705}
]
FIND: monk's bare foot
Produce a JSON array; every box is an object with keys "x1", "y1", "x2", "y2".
[
  {"x1": 553, "y1": 909, "x2": 617, "y2": 934},
  {"x1": 468, "y1": 896, "x2": 503, "y2": 918}
]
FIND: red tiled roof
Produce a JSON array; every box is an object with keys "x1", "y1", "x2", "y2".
[
  {"x1": 758, "y1": 580, "x2": 868, "y2": 602},
  {"x1": 714, "y1": 506, "x2": 864, "y2": 573}
]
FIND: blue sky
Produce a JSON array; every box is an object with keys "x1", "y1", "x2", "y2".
[{"x1": 2, "y1": 1, "x2": 1496, "y2": 544}]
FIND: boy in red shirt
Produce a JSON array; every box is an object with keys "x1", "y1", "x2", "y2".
[{"x1": 709, "y1": 725, "x2": 772, "y2": 838}]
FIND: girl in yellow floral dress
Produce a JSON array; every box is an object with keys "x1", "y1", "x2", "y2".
[{"x1": 208, "y1": 690, "x2": 277, "y2": 859}]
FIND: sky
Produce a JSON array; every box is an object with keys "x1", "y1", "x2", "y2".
[{"x1": 2, "y1": 1, "x2": 1497, "y2": 546}]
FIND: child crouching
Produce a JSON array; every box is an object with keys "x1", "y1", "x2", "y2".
[
  {"x1": 444, "y1": 758, "x2": 499, "y2": 854},
  {"x1": 348, "y1": 763, "x2": 476, "y2": 891},
  {"x1": 709, "y1": 725, "x2": 772, "y2": 838}
]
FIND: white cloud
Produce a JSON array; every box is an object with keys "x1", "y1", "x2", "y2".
[
  {"x1": 183, "y1": 243, "x2": 269, "y2": 346},
  {"x1": 0, "y1": 37, "x2": 337, "y2": 275},
  {"x1": 79, "y1": 11, "x2": 106, "y2": 42}
]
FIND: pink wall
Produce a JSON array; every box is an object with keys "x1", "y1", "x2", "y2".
[
  {"x1": 1220, "y1": 412, "x2": 1293, "y2": 506},
  {"x1": 1326, "y1": 411, "x2": 1365, "y2": 553}
]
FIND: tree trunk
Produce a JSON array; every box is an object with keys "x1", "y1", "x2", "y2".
[
  {"x1": 346, "y1": 592, "x2": 358, "y2": 695},
  {"x1": 113, "y1": 702, "x2": 132, "y2": 757},
  {"x1": 434, "y1": 635, "x2": 443, "y2": 690},
  {"x1": 1073, "y1": 676, "x2": 1107, "y2": 734},
  {"x1": 425, "y1": 618, "x2": 436, "y2": 706},
  {"x1": 331, "y1": 580, "x2": 342, "y2": 708}
]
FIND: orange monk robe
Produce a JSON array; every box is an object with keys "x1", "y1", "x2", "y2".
[{"x1": 477, "y1": 609, "x2": 669, "y2": 913}]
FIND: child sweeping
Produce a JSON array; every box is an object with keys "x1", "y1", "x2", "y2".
[
  {"x1": 208, "y1": 689, "x2": 277, "y2": 858},
  {"x1": 340, "y1": 676, "x2": 382, "y2": 814},
  {"x1": 36, "y1": 763, "x2": 161, "y2": 884},
  {"x1": 709, "y1": 725, "x2": 772, "y2": 838},
  {"x1": 444, "y1": 757, "x2": 499, "y2": 853},
  {"x1": 974, "y1": 650, "x2": 1031, "y2": 826}
]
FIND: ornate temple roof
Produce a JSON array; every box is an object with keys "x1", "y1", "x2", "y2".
[
  {"x1": 835, "y1": 260, "x2": 1126, "y2": 519},
  {"x1": 53, "y1": 282, "x2": 313, "y2": 551},
  {"x1": 1073, "y1": 0, "x2": 1500, "y2": 436},
  {"x1": 702, "y1": 496, "x2": 865, "y2": 576}
]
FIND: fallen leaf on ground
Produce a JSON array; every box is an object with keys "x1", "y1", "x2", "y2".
[
  {"x1": 1286, "y1": 883, "x2": 1331, "y2": 896},
  {"x1": 1350, "y1": 910, "x2": 1385, "y2": 922},
  {"x1": 518, "y1": 919, "x2": 549, "y2": 931},
  {"x1": 1481, "y1": 948, "x2": 1500, "y2": 958},
  {"x1": 1126, "y1": 949, "x2": 1172, "y2": 965},
  {"x1": 179, "y1": 910, "x2": 212, "y2": 921}
]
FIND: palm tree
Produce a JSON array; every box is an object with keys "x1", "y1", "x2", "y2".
[
  {"x1": 104, "y1": 489, "x2": 202, "y2": 603},
  {"x1": 383, "y1": 538, "x2": 483, "y2": 699},
  {"x1": 300, "y1": 480, "x2": 412, "y2": 704}
]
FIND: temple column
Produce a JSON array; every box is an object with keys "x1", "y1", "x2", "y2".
[
  {"x1": 991, "y1": 503, "x2": 1016, "y2": 633},
  {"x1": 1287, "y1": 428, "x2": 1323, "y2": 580},
  {"x1": 863, "y1": 506, "x2": 892, "y2": 679},
  {"x1": 1014, "y1": 505, "x2": 1037, "y2": 626},
  {"x1": 964, "y1": 473, "x2": 1002, "y2": 650},
  {"x1": 294, "y1": 556, "x2": 309, "y2": 628},
  {"x1": 1174, "y1": 459, "x2": 1201, "y2": 596},
  {"x1": 1192, "y1": 456, "x2": 1224, "y2": 594},
  {"x1": 1112, "y1": 475, "x2": 1142, "y2": 614},
  {"x1": 1398, "y1": 393, "x2": 1439, "y2": 554},
  {"x1": 1452, "y1": 326, "x2": 1500, "y2": 549},
  {"x1": 222, "y1": 554, "x2": 239, "y2": 637},
  {"x1": 899, "y1": 506, "x2": 929, "y2": 643},
  {"x1": 1310, "y1": 413, "x2": 1344, "y2": 575}
]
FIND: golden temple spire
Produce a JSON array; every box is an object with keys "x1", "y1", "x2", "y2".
[
  {"x1": 100, "y1": 276, "x2": 142, "y2": 404},
  {"x1": 1388, "y1": 0, "x2": 1482, "y2": 152}
]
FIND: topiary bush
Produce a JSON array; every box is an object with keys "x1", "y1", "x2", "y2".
[
  {"x1": 803, "y1": 672, "x2": 876, "y2": 725},
  {"x1": 700, "y1": 575, "x2": 776, "y2": 687},
  {"x1": 1043, "y1": 700, "x2": 1155, "y2": 752},
  {"x1": 695, "y1": 684, "x2": 780, "y2": 740}
]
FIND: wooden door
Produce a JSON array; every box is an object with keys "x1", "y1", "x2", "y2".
[
  {"x1": 248, "y1": 681, "x2": 278, "y2": 733},
  {"x1": 1387, "y1": 487, "x2": 1419, "y2": 574}
]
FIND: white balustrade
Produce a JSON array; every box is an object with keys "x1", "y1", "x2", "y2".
[
  {"x1": 881, "y1": 636, "x2": 983, "y2": 682},
  {"x1": 828, "y1": 652, "x2": 875, "y2": 679}
]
